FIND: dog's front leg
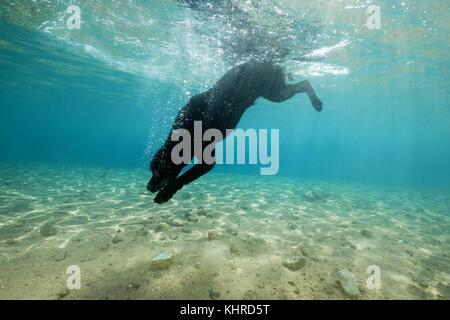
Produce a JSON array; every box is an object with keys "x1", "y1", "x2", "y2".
[
  {"x1": 154, "y1": 179, "x2": 183, "y2": 204},
  {"x1": 154, "y1": 163, "x2": 215, "y2": 204}
]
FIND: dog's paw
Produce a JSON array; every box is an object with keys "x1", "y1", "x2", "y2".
[
  {"x1": 154, "y1": 184, "x2": 179, "y2": 204},
  {"x1": 311, "y1": 95, "x2": 323, "y2": 112},
  {"x1": 154, "y1": 190, "x2": 172, "y2": 204}
]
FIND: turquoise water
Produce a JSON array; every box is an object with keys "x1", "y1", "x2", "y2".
[
  {"x1": 0, "y1": 0, "x2": 449, "y2": 300},
  {"x1": 1, "y1": 0, "x2": 449, "y2": 186}
]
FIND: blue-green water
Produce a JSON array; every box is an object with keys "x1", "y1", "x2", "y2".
[
  {"x1": 1, "y1": 0, "x2": 449, "y2": 187},
  {"x1": 0, "y1": 0, "x2": 449, "y2": 300}
]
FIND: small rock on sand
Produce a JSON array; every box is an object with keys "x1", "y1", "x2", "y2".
[
  {"x1": 324, "y1": 284, "x2": 335, "y2": 295},
  {"x1": 138, "y1": 228, "x2": 149, "y2": 237},
  {"x1": 0, "y1": 254, "x2": 9, "y2": 264},
  {"x1": 337, "y1": 270, "x2": 361, "y2": 297},
  {"x1": 170, "y1": 219, "x2": 185, "y2": 227},
  {"x1": 188, "y1": 216, "x2": 199, "y2": 222},
  {"x1": 209, "y1": 287, "x2": 220, "y2": 300},
  {"x1": 300, "y1": 245, "x2": 315, "y2": 258},
  {"x1": 197, "y1": 207, "x2": 212, "y2": 217},
  {"x1": 5, "y1": 239, "x2": 18, "y2": 246},
  {"x1": 155, "y1": 222, "x2": 169, "y2": 232},
  {"x1": 56, "y1": 288, "x2": 70, "y2": 300},
  {"x1": 361, "y1": 230, "x2": 373, "y2": 238},
  {"x1": 207, "y1": 231, "x2": 217, "y2": 240},
  {"x1": 127, "y1": 283, "x2": 140, "y2": 290},
  {"x1": 181, "y1": 226, "x2": 192, "y2": 233},
  {"x1": 283, "y1": 258, "x2": 307, "y2": 271},
  {"x1": 230, "y1": 242, "x2": 243, "y2": 255},
  {"x1": 112, "y1": 234, "x2": 123, "y2": 244},
  {"x1": 287, "y1": 222, "x2": 298, "y2": 230},
  {"x1": 225, "y1": 228, "x2": 238, "y2": 236},
  {"x1": 185, "y1": 212, "x2": 199, "y2": 222},
  {"x1": 55, "y1": 250, "x2": 68, "y2": 261},
  {"x1": 150, "y1": 251, "x2": 173, "y2": 270},
  {"x1": 40, "y1": 222, "x2": 58, "y2": 237}
]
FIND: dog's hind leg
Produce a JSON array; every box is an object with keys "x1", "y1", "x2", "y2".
[{"x1": 263, "y1": 80, "x2": 323, "y2": 112}]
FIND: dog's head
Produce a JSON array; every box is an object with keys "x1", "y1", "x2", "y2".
[{"x1": 147, "y1": 148, "x2": 177, "y2": 193}]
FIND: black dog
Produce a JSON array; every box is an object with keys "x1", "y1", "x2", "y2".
[{"x1": 148, "y1": 60, "x2": 322, "y2": 203}]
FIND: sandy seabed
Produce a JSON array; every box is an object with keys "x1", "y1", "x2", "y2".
[{"x1": 0, "y1": 162, "x2": 449, "y2": 300}]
